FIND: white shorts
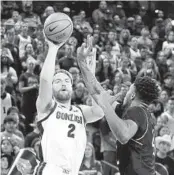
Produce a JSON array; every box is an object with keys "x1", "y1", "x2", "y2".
[{"x1": 34, "y1": 162, "x2": 71, "y2": 175}]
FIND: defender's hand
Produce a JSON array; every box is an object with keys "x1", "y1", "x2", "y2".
[{"x1": 77, "y1": 35, "x2": 93, "y2": 63}]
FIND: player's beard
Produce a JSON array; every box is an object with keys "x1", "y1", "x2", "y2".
[{"x1": 54, "y1": 90, "x2": 71, "y2": 102}]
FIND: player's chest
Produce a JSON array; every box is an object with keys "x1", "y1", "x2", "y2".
[{"x1": 44, "y1": 108, "x2": 86, "y2": 138}]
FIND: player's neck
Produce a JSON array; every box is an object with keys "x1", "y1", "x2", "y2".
[
  {"x1": 58, "y1": 100, "x2": 71, "y2": 110},
  {"x1": 131, "y1": 99, "x2": 148, "y2": 108},
  {"x1": 157, "y1": 151, "x2": 167, "y2": 159}
]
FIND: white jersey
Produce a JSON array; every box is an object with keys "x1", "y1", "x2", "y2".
[{"x1": 37, "y1": 102, "x2": 87, "y2": 175}]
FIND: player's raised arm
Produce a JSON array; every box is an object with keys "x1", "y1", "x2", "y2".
[
  {"x1": 36, "y1": 40, "x2": 63, "y2": 115},
  {"x1": 77, "y1": 36, "x2": 138, "y2": 144}
]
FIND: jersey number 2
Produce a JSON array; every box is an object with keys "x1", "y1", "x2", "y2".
[{"x1": 67, "y1": 124, "x2": 75, "y2": 138}]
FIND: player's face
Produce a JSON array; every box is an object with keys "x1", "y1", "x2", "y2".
[
  {"x1": 53, "y1": 73, "x2": 72, "y2": 102},
  {"x1": 84, "y1": 145, "x2": 93, "y2": 158},
  {"x1": 1, "y1": 140, "x2": 13, "y2": 154},
  {"x1": 123, "y1": 84, "x2": 135, "y2": 107},
  {"x1": 1, "y1": 157, "x2": 9, "y2": 169}
]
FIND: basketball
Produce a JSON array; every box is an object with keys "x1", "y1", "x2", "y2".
[{"x1": 44, "y1": 12, "x2": 73, "y2": 44}]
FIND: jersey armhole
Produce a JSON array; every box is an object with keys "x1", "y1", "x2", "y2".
[
  {"x1": 37, "y1": 102, "x2": 57, "y2": 134},
  {"x1": 131, "y1": 107, "x2": 148, "y2": 144}
]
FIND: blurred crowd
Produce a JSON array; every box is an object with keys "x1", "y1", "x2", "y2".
[{"x1": 1, "y1": 1, "x2": 174, "y2": 175}]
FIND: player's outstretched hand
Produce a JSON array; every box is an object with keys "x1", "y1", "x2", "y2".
[{"x1": 77, "y1": 35, "x2": 93, "y2": 63}]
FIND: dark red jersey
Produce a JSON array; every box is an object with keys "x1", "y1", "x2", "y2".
[{"x1": 117, "y1": 104, "x2": 156, "y2": 175}]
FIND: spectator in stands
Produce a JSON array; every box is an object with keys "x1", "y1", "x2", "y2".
[
  {"x1": 1, "y1": 115, "x2": 24, "y2": 148},
  {"x1": 148, "y1": 100, "x2": 164, "y2": 118},
  {"x1": 162, "y1": 30, "x2": 174, "y2": 55},
  {"x1": 1, "y1": 153, "x2": 13, "y2": 175},
  {"x1": 15, "y1": 22, "x2": 32, "y2": 59},
  {"x1": 4, "y1": 10, "x2": 22, "y2": 28},
  {"x1": 35, "y1": 40, "x2": 44, "y2": 56},
  {"x1": 100, "y1": 118, "x2": 118, "y2": 175},
  {"x1": 1, "y1": 49, "x2": 18, "y2": 95},
  {"x1": 165, "y1": 21, "x2": 174, "y2": 35},
  {"x1": 134, "y1": 15, "x2": 144, "y2": 36},
  {"x1": 129, "y1": 37, "x2": 141, "y2": 61},
  {"x1": 138, "y1": 58, "x2": 160, "y2": 80},
  {"x1": 126, "y1": 17, "x2": 135, "y2": 35},
  {"x1": 69, "y1": 67, "x2": 80, "y2": 88},
  {"x1": 119, "y1": 29, "x2": 131, "y2": 54},
  {"x1": 7, "y1": 106, "x2": 26, "y2": 136},
  {"x1": 79, "y1": 142, "x2": 103, "y2": 175},
  {"x1": 159, "y1": 90, "x2": 169, "y2": 109},
  {"x1": 72, "y1": 82, "x2": 87, "y2": 105},
  {"x1": 117, "y1": 57, "x2": 135, "y2": 83},
  {"x1": 114, "y1": 2, "x2": 126, "y2": 20},
  {"x1": 113, "y1": 15, "x2": 123, "y2": 32},
  {"x1": 58, "y1": 44, "x2": 77, "y2": 71},
  {"x1": 1, "y1": 1, "x2": 19, "y2": 20},
  {"x1": 138, "y1": 6, "x2": 151, "y2": 27},
  {"x1": 137, "y1": 27, "x2": 153, "y2": 51},
  {"x1": 78, "y1": 10, "x2": 93, "y2": 34},
  {"x1": 156, "y1": 51, "x2": 168, "y2": 80},
  {"x1": 20, "y1": 1, "x2": 41, "y2": 35},
  {"x1": 167, "y1": 58, "x2": 174, "y2": 75},
  {"x1": 160, "y1": 97, "x2": 174, "y2": 135},
  {"x1": 5, "y1": 113, "x2": 24, "y2": 141},
  {"x1": 19, "y1": 58, "x2": 39, "y2": 134},
  {"x1": 1, "y1": 78, "x2": 16, "y2": 125},
  {"x1": 112, "y1": 71, "x2": 123, "y2": 88},
  {"x1": 158, "y1": 126, "x2": 170, "y2": 137},
  {"x1": 92, "y1": 1, "x2": 107, "y2": 26},
  {"x1": 151, "y1": 18, "x2": 165, "y2": 39},
  {"x1": 4, "y1": 28, "x2": 22, "y2": 76},
  {"x1": 21, "y1": 43, "x2": 36, "y2": 71},
  {"x1": 96, "y1": 54, "x2": 113, "y2": 82},
  {"x1": 162, "y1": 73, "x2": 174, "y2": 96},
  {"x1": 155, "y1": 134, "x2": 174, "y2": 175},
  {"x1": 41, "y1": 6, "x2": 55, "y2": 24},
  {"x1": 63, "y1": 7, "x2": 71, "y2": 17},
  {"x1": 108, "y1": 31, "x2": 121, "y2": 56},
  {"x1": 102, "y1": 9, "x2": 114, "y2": 32}
]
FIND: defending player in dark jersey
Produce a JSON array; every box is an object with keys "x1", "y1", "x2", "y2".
[
  {"x1": 116, "y1": 77, "x2": 159, "y2": 175},
  {"x1": 77, "y1": 36, "x2": 160, "y2": 175}
]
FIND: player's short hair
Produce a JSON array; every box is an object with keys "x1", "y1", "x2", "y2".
[
  {"x1": 134, "y1": 76, "x2": 159, "y2": 104},
  {"x1": 54, "y1": 69, "x2": 73, "y2": 84}
]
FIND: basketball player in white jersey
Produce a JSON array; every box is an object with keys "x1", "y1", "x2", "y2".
[{"x1": 35, "y1": 36, "x2": 104, "y2": 175}]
